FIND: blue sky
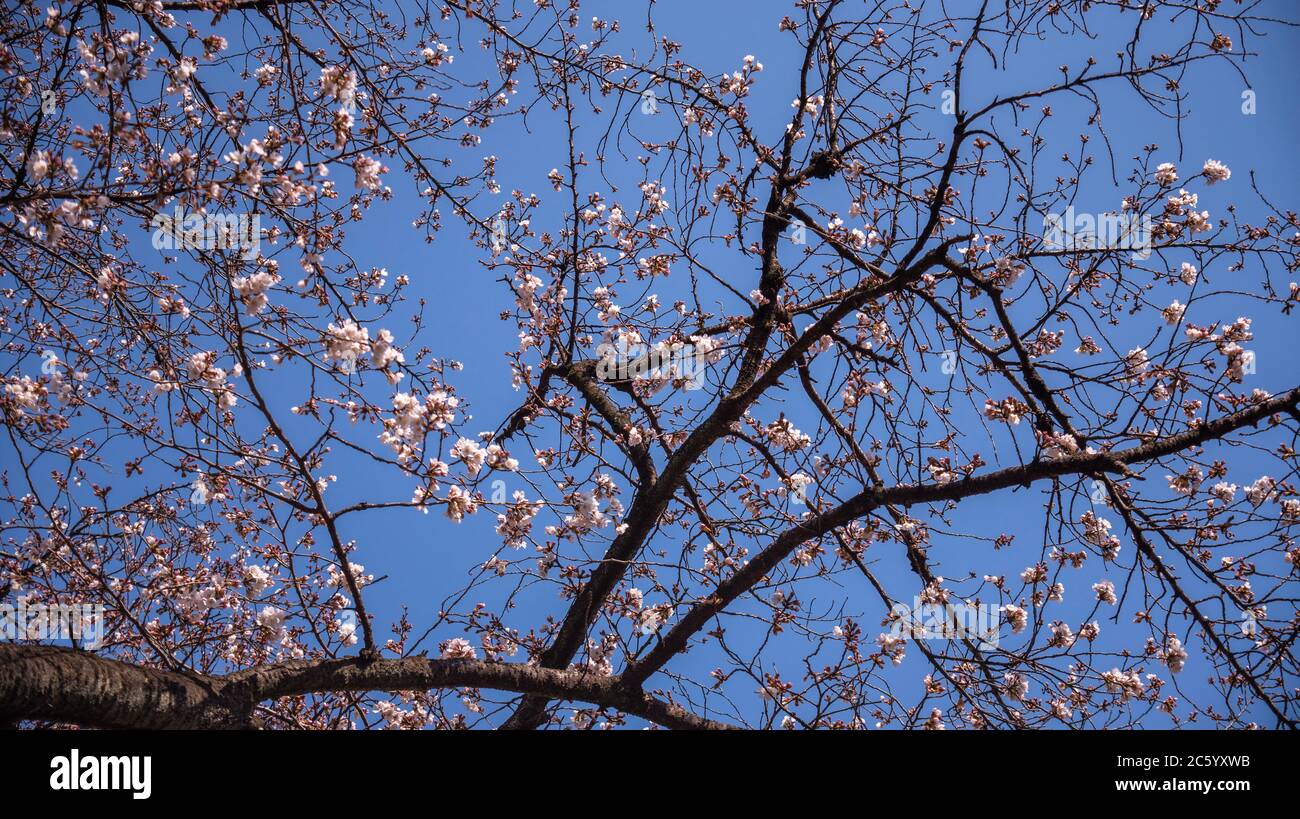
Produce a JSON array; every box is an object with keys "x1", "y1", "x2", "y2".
[
  {"x1": 10, "y1": 0, "x2": 1297, "y2": 728},
  {"x1": 295, "y1": 1, "x2": 1300, "y2": 727}
]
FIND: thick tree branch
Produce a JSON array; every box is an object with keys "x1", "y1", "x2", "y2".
[
  {"x1": 622, "y1": 386, "x2": 1300, "y2": 685},
  {"x1": 0, "y1": 644, "x2": 737, "y2": 730}
]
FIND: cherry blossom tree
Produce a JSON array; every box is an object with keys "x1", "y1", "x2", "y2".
[{"x1": 2, "y1": 0, "x2": 1298, "y2": 730}]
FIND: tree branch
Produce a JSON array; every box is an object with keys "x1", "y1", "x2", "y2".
[
  {"x1": 623, "y1": 386, "x2": 1300, "y2": 685},
  {"x1": 0, "y1": 644, "x2": 737, "y2": 730}
]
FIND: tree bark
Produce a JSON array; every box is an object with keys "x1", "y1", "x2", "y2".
[{"x1": 0, "y1": 644, "x2": 736, "y2": 730}]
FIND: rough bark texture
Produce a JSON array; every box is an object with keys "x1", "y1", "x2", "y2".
[{"x1": 0, "y1": 644, "x2": 737, "y2": 730}]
